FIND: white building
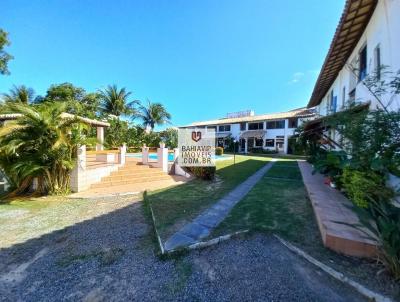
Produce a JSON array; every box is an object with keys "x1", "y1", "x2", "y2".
[
  {"x1": 179, "y1": 108, "x2": 315, "y2": 154},
  {"x1": 308, "y1": 0, "x2": 400, "y2": 116}
]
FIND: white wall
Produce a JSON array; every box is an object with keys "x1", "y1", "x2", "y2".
[{"x1": 317, "y1": 0, "x2": 400, "y2": 115}]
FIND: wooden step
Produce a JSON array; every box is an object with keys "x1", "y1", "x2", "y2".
[
  {"x1": 101, "y1": 172, "x2": 167, "y2": 182},
  {"x1": 90, "y1": 175, "x2": 172, "y2": 188}
]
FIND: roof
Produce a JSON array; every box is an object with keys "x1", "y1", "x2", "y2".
[
  {"x1": 181, "y1": 107, "x2": 315, "y2": 127},
  {"x1": 0, "y1": 113, "x2": 110, "y2": 127},
  {"x1": 307, "y1": 0, "x2": 378, "y2": 108}
]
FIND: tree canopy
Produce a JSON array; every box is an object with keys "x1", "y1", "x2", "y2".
[{"x1": 0, "y1": 29, "x2": 13, "y2": 75}]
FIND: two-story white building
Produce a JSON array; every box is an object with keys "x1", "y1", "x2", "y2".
[
  {"x1": 308, "y1": 0, "x2": 400, "y2": 118},
  {"x1": 179, "y1": 108, "x2": 315, "y2": 154}
]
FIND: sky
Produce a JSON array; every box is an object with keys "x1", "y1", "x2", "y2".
[{"x1": 1, "y1": 0, "x2": 344, "y2": 129}]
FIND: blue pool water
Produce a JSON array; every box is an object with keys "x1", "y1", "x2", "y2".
[{"x1": 126, "y1": 153, "x2": 232, "y2": 162}]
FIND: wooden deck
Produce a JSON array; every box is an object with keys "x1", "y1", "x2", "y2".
[{"x1": 298, "y1": 161, "x2": 377, "y2": 258}]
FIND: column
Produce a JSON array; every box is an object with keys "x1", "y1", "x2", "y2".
[
  {"x1": 284, "y1": 119, "x2": 289, "y2": 154},
  {"x1": 96, "y1": 126, "x2": 104, "y2": 151},
  {"x1": 119, "y1": 143, "x2": 127, "y2": 165},
  {"x1": 70, "y1": 145, "x2": 87, "y2": 192},
  {"x1": 244, "y1": 138, "x2": 248, "y2": 153},
  {"x1": 142, "y1": 145, "x2": 149, "y2": 165},
  {"x1": 157, "y1": 143, "x2": 169, "y2": 173}
]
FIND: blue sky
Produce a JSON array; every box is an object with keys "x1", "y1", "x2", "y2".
[{"x1": 1, "y1": 0, "x2": 344, "y2": 129}]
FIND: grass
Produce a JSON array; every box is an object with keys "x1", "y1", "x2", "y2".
[
  {"x1": 211, "y1": 159, "x2": 316, "y2": 244},
  {"x1": 147, "y1": 155, "x2": 272, "y2": 241}
]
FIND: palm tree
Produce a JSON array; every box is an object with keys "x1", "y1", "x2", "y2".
[
  {"x1": 2, "y1": 85, "x2": 35, "y2": 104},
  {"x1": 98, "y1": 84, "x2": 137, "y2": 118},
  {"x1": 138, "y1": 99, "x2": 171, "y2": 132},
  {"x1": 0, "y1": 101, "x2": 86, "y2": 195}
]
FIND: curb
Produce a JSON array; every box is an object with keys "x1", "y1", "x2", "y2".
[
  {"x1": 143, "y1": 191, "x2": 165, "y2": 254},
  {"x1": 274, "y1": 235, "x2": 392, "y2": 302},
  {"x1": 166, "y1": 230, "x2": 249, "y2": 254}
]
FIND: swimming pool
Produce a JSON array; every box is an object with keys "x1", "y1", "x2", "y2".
[{"x1": 126, "y1": 153, "x2": 232, "y2": 162}]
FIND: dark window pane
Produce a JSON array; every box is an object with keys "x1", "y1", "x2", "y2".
[{"x1": 265, "y1": 139, "x2": 274, "y2": 147}]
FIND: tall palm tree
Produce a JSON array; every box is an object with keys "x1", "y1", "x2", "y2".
[
  {"x1": 0, "y1": 101, "x2": 86, "y2": 195},
  {"x1": 138, "y1": 99, "x2": 171, "y2": 132},
  {"x1": 2, "y1": 85, "x2": 35, "y2": 104},
  {"x1": 98, "y1": 84, "x2": 137, "y2": 118}
]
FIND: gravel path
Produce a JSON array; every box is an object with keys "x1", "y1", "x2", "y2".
[{"x1": 0, "y1": 199, "x2": 366, "y2": 302}]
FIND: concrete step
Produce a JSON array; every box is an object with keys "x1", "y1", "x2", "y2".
[{"x1": 90, "y1": 175, "x2": 172, "y2": 188}]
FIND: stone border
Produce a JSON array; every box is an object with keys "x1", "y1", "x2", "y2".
[
  {"x1": 166, "y1": 230, "x2": 250, "y2": 254},
  {"x1": 143, "y1": 191, "x2": 165, "y2": 254},
  {"x1": 274, "y1": 235, "x2": 392, "y2": 302}
]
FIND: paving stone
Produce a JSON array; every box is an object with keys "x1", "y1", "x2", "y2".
[
  {"x1": 164, "y1": 160, "x2": 277, "y2": 250},
  {"x1": 180, "y1": 222, "x2": 211, "y2": 239},
  {"x1": 194, "y1": 214, "x2": 224, "y2": 228},
  {"x1": 164, "y1": 232, "x2": 196, "y2": 251}
]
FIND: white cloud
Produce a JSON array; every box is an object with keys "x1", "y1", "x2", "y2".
[{"x1": 288, "y1": 72, "x2": 305, "y2": 84}]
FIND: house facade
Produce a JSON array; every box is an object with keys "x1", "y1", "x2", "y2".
[
  {"x1": 308, "y1": 0, "x2": 400, "y2": 116},
  {"x1": 179, "y1": 108, "x2": 315, "y2": 154}
]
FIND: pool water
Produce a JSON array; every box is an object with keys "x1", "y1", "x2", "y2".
[{"x1": 126, "y1": 153, "x2": 232, "y2": 162}]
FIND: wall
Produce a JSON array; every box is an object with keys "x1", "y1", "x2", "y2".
[{"x1": 317, "y1": 0, "x2": 400, "y2": 115}]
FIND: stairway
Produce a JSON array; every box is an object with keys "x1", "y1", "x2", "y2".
[{"x1": 90, "y1": 161, "x2": 172, "y2": 189}]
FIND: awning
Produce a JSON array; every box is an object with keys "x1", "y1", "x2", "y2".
[{"x1": 240, "y1": 130, "x2": 266, "y2": 139}]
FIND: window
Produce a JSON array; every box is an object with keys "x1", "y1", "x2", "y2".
[
  {"x1": 359, "y1": 45, "x2": 367, "y2": 81},
  {"x1": 330, "y1": 90, "x2": 337, "y2": 113},
  {"x1": 289, "y1": 118, "x2": 298, "y2": 128},
  {"x1": 265, "y1": 139, "x2": 274, "y2": 147},
  {"x1": 248, "y1": 122, "x2": 264, "y2": 130},
  {"x1": 255, "y1": 138, "x2": 263, "y2": 147},
  {"x1": 240, "y1": 123, "x2": 246, "y2": 131},
  {"x1": 266, "y1": 120, "x2": 285, "y2": 129},
  {"x1": 218, "y1": 125, "x2": 231, "y2": 132},
  {"x1": 374, "y1": 45, "x2": 381, "y2": 80},
  {"x1": 217, "y1": 138, "x2": 224, "y2": 147},
  {"x1": 248, "y1": 138, "x2": 254, "y2": 147}
]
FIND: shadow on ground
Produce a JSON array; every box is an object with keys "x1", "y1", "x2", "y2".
[{"x1": 0, "y1": 195, "x2": 367, "y2": 301}]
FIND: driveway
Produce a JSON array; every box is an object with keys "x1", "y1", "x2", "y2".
[{"x1": 0, "y1": 199, "x2": 365, "y2": 301}]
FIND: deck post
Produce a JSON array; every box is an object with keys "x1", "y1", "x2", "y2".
[
  {"x1": 70, "y1": 145, "x2": 87, "y2": 192},
  {"x1": 96, "y1": 126, "x2": 104, "y2": 151},
  {"x1": 142, "y1": 145, "x2": 149, "y2": 165},
  {"x1": 157, "y1": 143, "x2": 169, "y2": 173},
  {"x1": 119, "y1": 143, "x2": 127, "y2": 165}
]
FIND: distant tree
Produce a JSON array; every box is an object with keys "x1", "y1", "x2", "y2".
[
  {"x1": 138, "y1": 99, "x2": 171, "y2": 132},
  {"x1": 0, "y1": 29, "x2": 13, "y2": 75},
  {"x1": 39, "y1": 83, "x2": 100, "y2": 118},
  {"x1": 99, "y1": 85, "x2": 138, "y2": 118},
  {"x1": 2, "y1": 85, "x2": 35, "y2": 104},
  {"x1": 159, "y1": 128, "x2": 178, "y2": 148},
  {"x1": 104, "y1": 119, "x2": 129, "y2": 148}
]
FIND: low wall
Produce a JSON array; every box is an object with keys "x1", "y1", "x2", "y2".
[{"x1": 70, "y1": 144, "x2": 126, "y2": 193}]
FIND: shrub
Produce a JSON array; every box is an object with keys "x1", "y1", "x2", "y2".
[
  {"x1": 341, "y1": 168, "x2": 393, "y2": 208},
  {"x1": 248, "y1": 147, "x2": 277, "y2": 154},
  {"x1": 186, "y1": 166, "x2": 216, "y2": 180},
  {"x1": 215, "y1": 147, "x2": 224, "y2": 156}
]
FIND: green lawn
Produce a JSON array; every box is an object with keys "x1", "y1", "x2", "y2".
[
  {"x1": 211, "y1": 159, "x2": 321, "y2": 246},
  {"x1": 147, "y1": 155, "x2": 272, "y2": 241}
]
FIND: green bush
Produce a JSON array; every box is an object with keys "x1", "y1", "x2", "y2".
[
  {"x1": 215, "y1": 147, "x2": 224, "y2": 156},
  {"x1": 248, "y1": 147, "x2": 277, "y2": 154},
  {"x1": 341, "y1": 168, "x2": 393, "y2": 208},
  {"x1": 187, "y1": 166, "x2": 216, "y2": 180}
]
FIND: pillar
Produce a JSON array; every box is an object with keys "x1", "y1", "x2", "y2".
[
  {"x1": 119, "y1": 143, "x2": 127, "y2": 165},
  {"x1": 70, "y1": 145, "x2": 87, "y2": 192},
  {"x1": 244, "y1": 138, "x2": 248, "y2": 153},
  {"x1": 157, "y1": 143, "x2": 169, "y2": 173},
  {"x1": 142, "y1": 145, "x2": 149, "y2": 165},
  {"x1": 96, "y1": 126, "x2": 104, "y2": 151},
  {"x1": 284, "y1": 119, "x2": 289, "y2": 154}
]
